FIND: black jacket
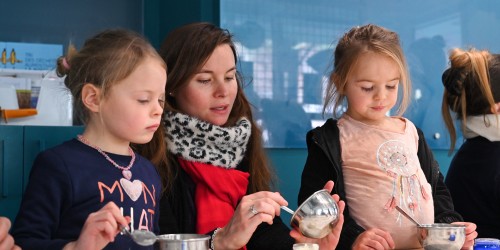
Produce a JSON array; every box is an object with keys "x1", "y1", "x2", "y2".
[
  {"x1": 446, "y1": 136, "x2": 500, "y2": 237},
  {"x1": 298, "y1": 119, "x2": 463, "y2": 250},
  {"x1": 159, "y1": 161, "x2": 295, "y2": 249}
]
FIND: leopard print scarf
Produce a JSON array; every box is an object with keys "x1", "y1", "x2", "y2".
[{"x1": 164, "y1": 111, "x2": 251, "y2": 169}]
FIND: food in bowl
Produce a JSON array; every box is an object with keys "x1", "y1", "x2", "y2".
[
  {"x1": 291, "y1": 189, "x2": 340, "y2": 238},
  {"x1": 299, "y1": 215, "x2": 336, "y2": 238},
  {"x1": 417, "y1": 223, "x2": 466, "y2": 250}
]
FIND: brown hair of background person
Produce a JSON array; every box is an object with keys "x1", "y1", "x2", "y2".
[{"x1": 441, "y1": 48, "x2": 500, "y2": 153}]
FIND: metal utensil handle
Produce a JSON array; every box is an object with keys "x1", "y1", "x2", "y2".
[
  {"x1": 281, "y1": 206, "x2": 295, "y2": 215},
  {"x1": 395, "y1": 205, "x2": 421, "y2": 226},
  {"x1": 120, "y1": 225, "x2": 132, "y2": 236}
]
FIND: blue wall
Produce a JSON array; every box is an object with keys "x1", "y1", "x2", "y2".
[
  {"x1": 0, "y1": 1, "x2": 220, "y2": 53},
  {"x1": 221, "y1": 0, "x2": 500, "y2": 149}
]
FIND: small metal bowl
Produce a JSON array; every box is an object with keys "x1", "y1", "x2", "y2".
[
  {"x1": 417, "y1": 223, "x2": 466, "y2": 250},
  {"x1": 291, "y1": 189, "x2": 340, "y2": 238},
  {"x1": 156, "y1": 234, "x2": 210, "y2": 250}
]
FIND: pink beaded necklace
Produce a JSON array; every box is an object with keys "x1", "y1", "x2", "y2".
[{"x1": 77, "y1": 135, "x2": 135, "y2": 180}]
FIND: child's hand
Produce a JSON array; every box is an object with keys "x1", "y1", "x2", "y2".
[
  {"x1": 352, "y1": 228, "x2": 395, "y2": 250},
  {"x1": 63, "y1": 202, "x2": 129, "y2": 250},
  {"x1": 451, "y1": 222, "x2": 477, "y2": 250}
]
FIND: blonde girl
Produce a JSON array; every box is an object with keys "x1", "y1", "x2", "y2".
[
  {"x1": 12, "y1": 29, "x2": 166, "y2": 250},
  {"x1": 298, "y1": 24, "x2": 477, "y2": 249}
]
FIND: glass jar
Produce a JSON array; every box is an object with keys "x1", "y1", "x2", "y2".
[
  {"x1": 474, "y1": 238, "x2": 500, "y2": 249},
  {"x1": 293, "y1": 243, "x2": 319, "y2": 250}
]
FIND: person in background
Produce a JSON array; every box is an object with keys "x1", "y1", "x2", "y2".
[
  {"x1": 298, "y1": 24, "x2": 477, "y2": 249},
  {"x1": 138, "y1": 22, "x2": 344, "y2": 250},
  {"x1": 12, "y1": 29, "x2": 166, "y2": 249},
  {"x1": 0, "y1": 217, "x2": 20, "y2": 250},
  {"x1": 443, "y1": 48, "x2": 500, "y2": 238}
]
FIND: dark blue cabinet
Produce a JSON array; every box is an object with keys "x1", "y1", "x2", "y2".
[
  {"x1": 0, "y1": 126, "x2": 24, "y2": 221},
  {"x1": 0, "y1": 125, "x2": 83, "y2": 222}
]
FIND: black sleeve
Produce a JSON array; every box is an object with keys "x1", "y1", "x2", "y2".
[
  {"x1": 247, "y1": 216, "x2": 295, "y2": 250},
  {"x1": 205, "y1": 217, "x2": 294, "y2": 250},
  {"x1": 298, "y1": 130, "x2": 335, "y2": 204},
  {"x1": 159, "y1": 168, "x2": 197, "y2": 234},
  {"x1": 298, "y1": 128, "x2": 364, "y2": 250},
  {"x1": 416, "y1": 128, "x2": 463, "y2": 223}
]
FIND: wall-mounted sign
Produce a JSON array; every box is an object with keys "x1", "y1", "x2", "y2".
[{"x1": 0, "y1": 42, "x2": 62, "y2": 70}]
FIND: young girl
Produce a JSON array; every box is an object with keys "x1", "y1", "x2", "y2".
[
  {"x1": 12, "y1": 29, "x2": 166, "y2": 250},
  {"x1": 298, "y1": 24, "x2": 477, "y2": 249},
  {"x1": 139, "y1": 22, "x2": 345, "y2": 250},
  {"x1": 443, "y1": 48, "x2": 500, "y2": 238}
]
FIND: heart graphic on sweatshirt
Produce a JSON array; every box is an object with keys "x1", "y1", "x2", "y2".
[{"x1": 120, "y1": 178, "x2": 143, "y2": 201}]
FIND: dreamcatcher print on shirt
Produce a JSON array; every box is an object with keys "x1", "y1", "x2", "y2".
[{"x1": 377, "y1": 140, "x2": 430, "y2": 214}]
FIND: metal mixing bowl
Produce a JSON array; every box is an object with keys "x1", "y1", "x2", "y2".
[
  {"x1": 156, "y1": 234, "x2": 210, "y2": 250},
  {"x1": 417, "y1": 223, "x2": 466, "y2": 250},
  {"x1": 290, "y1": 189, "x2": 340, "y2": 238}
]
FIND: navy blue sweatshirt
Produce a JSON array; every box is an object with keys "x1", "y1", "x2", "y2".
[{"x1": 12, "y1": 139, "x2": 161, "y2": 250}]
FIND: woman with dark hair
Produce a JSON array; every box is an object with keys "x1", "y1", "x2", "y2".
[{"x1": 140, "y1": 22, "x2": 345, "y2": 249}]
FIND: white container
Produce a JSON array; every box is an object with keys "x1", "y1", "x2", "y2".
[
  {"x1": 0, "y1": 85, "x2": 19, "y2": 109},
  {"x1": 293, "y1": 243, "x2": 319, "y2": 250}
]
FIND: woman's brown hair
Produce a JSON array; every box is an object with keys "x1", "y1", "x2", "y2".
[
  {"x1": 441, "y1": 48, "x2": 500, "y2": 153},
  {"x1": 146, "y1": 22, "x2": 273, "y2": 193}
]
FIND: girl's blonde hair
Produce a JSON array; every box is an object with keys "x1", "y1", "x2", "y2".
[
  {"x1": 56, "y1": 29, "x2": 165, "y2": 125},
  {"x1": 441, "y1": 48, "x2": 500, "y2": 153},
  {"x1": 57, "y1": 29, "x2": 168, "y2": 185},
  {"x1": 324, "y1": 24, "x2": 411, "y2": 118}
]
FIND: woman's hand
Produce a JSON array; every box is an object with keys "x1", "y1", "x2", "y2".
[
  {"x1": 290, "y1": 180, "x2": 345, "y2": 250},
  {"x1": 213, "y1": 191, "x2": 288, "y2": 249},
  {"x1": 0, "y1": 217, "x2": 21, "y2": 250},
  {"x1": 63, "y1": 202, "x2": 130, "y2": 250},
  {"x1": 452, "y1": 222, "x2": 477, "y2": 250}
]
